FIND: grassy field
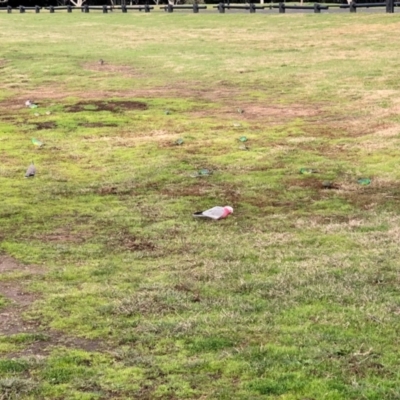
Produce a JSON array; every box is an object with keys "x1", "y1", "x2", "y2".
[{"x1": 1, "y1": 12, "x2": 400, "y2": 400}]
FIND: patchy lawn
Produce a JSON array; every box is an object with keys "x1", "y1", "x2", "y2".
[{"x1": 1, "y1": 12, "x2": 400, "y2": 400}]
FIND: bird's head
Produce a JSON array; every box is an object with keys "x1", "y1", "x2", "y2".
[{"x1": 225, "y1": 206, "x2": 233, "y2": 214}]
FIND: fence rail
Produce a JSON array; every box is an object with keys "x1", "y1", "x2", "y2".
[
  {"x1": 0, "y1": 0, "x2": 397, "y2": 13},
  {"x1": 162, "y1": 3, "x2": 207, "y2": 12},
  {"x1": 270, "y1": 3, "x2": 329, "y2": 12}
]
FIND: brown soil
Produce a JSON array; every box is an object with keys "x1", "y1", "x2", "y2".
[
  {"x1": 342, "y1": 182, "x2": 400, "y2": 210},
  {"x1": 97, "y1": 184, "x2": 134, "y2": 196},
  {"x1": 188, "y1": 103, "x2": 322, "y2": 125},
  {"x1": 0, "y1": 84, "x2": 316, "y2": 118},
  {"x1": 0, "y1": 255, "x2": 103, "y2": 357},
  {"x1": 81, "y1": 122, "x2": 119, "y2": 128},
  {"x1": 0, "y1": 256, "x2": 42, "y2": 275},
  {"x1": 65, "y1": 100, "x2": 147, "y2": 113},
  {"x1": 0, "y1": 83, "x2": 329, "y2": 131},
  {"x1": 0, "y1": 116, "x2": 15, "y2": 121},
  {"x1": 225, "y1": 104, "x2": 320, "y2": 119},
  {"x1": 285, "y1": 176, "x2": 338, "y2": 190},
  {"x1": 0, "y1": 256, "x2": 43, "y2": 337},
  {"x1": 33, "y1": 229, "x2": 89, "y2": 244},
  {"x1": 4, "y1": 332, "x2": 102, "y2": 359},
  {"x1": 0, "y1": 86, "x2": 232, "y2": 115},
  {"x1": 107, "y1": 230, "x2": 156, "y2": 252},
  {"x1": 98, "y1": 186, "x2": 119, "y2": 195},
  {"x1": 34, "y1": 121, "x2": 57, "y2": 130}
]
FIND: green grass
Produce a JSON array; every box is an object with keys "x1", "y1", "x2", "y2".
[{"x1": 1, "y1": 12, "x2": 400, "y2": 400}]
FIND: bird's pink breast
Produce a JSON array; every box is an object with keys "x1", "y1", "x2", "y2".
[{"x1": 220, "y1": 208, "x2": 231, "y2": 219}]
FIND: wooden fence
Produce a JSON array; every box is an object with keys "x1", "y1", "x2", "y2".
[{"x1": 0, "y1": 0, "x2": 397, "y2": 13}]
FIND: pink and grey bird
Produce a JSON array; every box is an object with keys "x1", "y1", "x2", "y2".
[
  {"x1": 25, "y1": 100, "x2": 38, "y2": 109},
  {"x1": 193, "y1": 206, "x2": 233, "y2": 220}
]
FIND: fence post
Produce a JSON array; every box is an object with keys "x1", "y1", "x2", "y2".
[
  {"x1": 49, "y1": 5, "x2": 54, "y2": 12},
  {"x1": 193, "y1": 1, "x2": 199, "y2": 12},
  {"x1": 7, "y1": 5, "x2": 12, "y2": 12},
  {"x1": 84, "y1": 4, "x2": 89, "y2": 12},
  {"x1": 145, "y1": 2, "x2": 150, "y2": 12},
  {"x1": 217, "y1": 2, "x2": 225, "y2": 12},
  {"x1": 350, "y1": 1, "x2": 356, "y2": 12},
  {"x1": 314, "y1": 3, "x2": 320, "y2": 12},
  {"x1": 249, "y1": 2, "x2": 256, "y2": 12},
  {"x1": 386, "y1": 0, "x2": 394, "y2": 12},
  {"x1": 167, "y1": 3, "x2": 173, "y2": 12},
  {"x1": 19, "y1": 5, "x2": 25, "y2": 13},
  {"x1": 35, "y1": 5, "x2": 40, "y2": 12},
  {"x1": 102, "y1": 4, "x2": 108, "y2": 12},
  {"x1": 278, "y1": 2, "x2": 285, "y2": 12},
  {"x1": 67, "y1": 4, "x2": 72, "y2": 12}
]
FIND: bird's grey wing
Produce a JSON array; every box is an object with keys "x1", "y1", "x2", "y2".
[
  {"x1": 202, "y1": 206, "x2": 225, "y2": 220},
  {"x1": 25, "y1": 164, "x2": 36, "y2": 177}
]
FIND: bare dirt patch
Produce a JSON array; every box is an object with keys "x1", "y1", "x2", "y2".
[
  {"x1": 98, "y1": 186, "x2": 119, "y2": 195},
  {"x1": 0, "y1": 284, "x2": 40, "y2": 336},
  {"x1": 81, "y1": 122, "x2": 119, "y2": 128},
  {"x1": 33, "y1": 227, "x2": 91, "y2": 244},
  {"x1": 4, "y1": 81, "x2": 234, "y2": 105},
  {"x1": 341, "y1": 179, "x2": 400, "y2": 211},
  {"x1": 285, "y1": 176, "x2": 400, "y2": 213},
  {"x1": 107, "y1": 229, "x2": 156, "y2": 252},
  {"x1": 1, "y1": 84, "x2": 323, "y2": 127},
  {"x1": 286, "y1": 176, "x2": 337, "y2": 191},
  {"x1": 297, "y1": 118, "x2": 394, "y2": 139},
  {"x1": 373, "y1": 125, "x2": 400, "y2": 138},
  {"x1": 34, "y1": 121, "x2": 57, "y2": 130},
  {"x1": 0, "y1": 255, "x2": 103, "y2": 357},
  {"x1": 0, "y1": 256, "x2": 42, "y2": 275},
  {"x1": 5, "y1": 333, "x2": 103, "y2": 359},
  {"x1": 190, "y1": 103, "x2": 321, "y2": 123},
  {"x1": 236, "y1": 104, "x2": 320, "y2": 119},
  {"x1": 0, "y1": 256, "x2": 43, "y2": 336},
  {"x1": 338, "y1": 120, "x2": 393, "y2": 138},
  {"x1": 0, "y1": 116, "x2": 15, "y2": 122},
  {"x1": 97, "y1": 185, "x2": 133, "y2": 196},
  {"x1": 65, "y1": 100, "x2": 147, "y2": 113}
]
